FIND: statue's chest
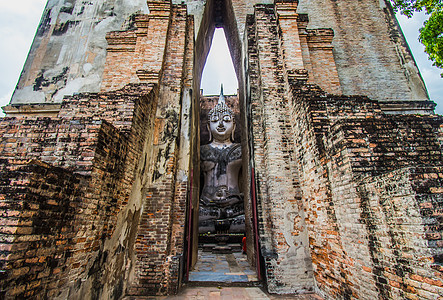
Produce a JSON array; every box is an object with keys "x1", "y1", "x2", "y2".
[{"x1": 201, "y1": 144, "x2": 242, "y2": 176}]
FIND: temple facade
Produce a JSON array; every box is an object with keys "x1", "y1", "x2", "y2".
[{"x1": 0, "y1": 0, "x2": 442, "y2": 299}]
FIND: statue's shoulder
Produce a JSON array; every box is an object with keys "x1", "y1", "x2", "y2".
[
  {"x1": 201, "y1": 144, "x2": 211, "y2": 151},
  {"x1": 227, "y1": 143, "x2": 241, "y2": 161},
  {"x1": 200, "y1": 144, "x2": 215, "y2": 161}
]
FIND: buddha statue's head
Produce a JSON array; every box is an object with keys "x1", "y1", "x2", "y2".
[{"x1": 207, "y1": 86, "x2": 235, "y2": 143}]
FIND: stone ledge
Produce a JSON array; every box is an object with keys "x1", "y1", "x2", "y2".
[
  {"x1": 2, "y1": 103, "x2": 61, "y2": 118},
  {"x1": 379, "y1": 100, "x2": 436, "y2": 115}
]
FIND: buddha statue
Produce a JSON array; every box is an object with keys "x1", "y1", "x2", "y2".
[{"x1": 199, "y1": 88, "x2": 245, "y2": 234}]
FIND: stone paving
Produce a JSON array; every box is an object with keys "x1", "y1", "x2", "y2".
[{"x1": 188, "y1": 250, "x2": 258, "y2": 283}]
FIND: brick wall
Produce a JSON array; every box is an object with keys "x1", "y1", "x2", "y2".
[
  {"x1": 1, "y1": 0, "x2": 441, "y2": 298},
  {"x1": 127, "y1": 4, "x2": 191, "y2": 296},
  {"x1": 297, "y1": 0, "x2": 428, "y2": 102},
  {"x1": 0, "y1": 119, "x2": 128, "y2": 299},
  {"x1": 275, "y1": 0, "x2": 341, "y2": 95},
  {"x1": 0, "y1": 118, "x2": 105, "y2": 172},
  {"x1": 2, "y1": 2, "x2": 189, "y2": 296},
  {"x1": 289, "y1": 82, "x2": 443, "y2": 298},
  {"x1": 357, "y1": 167, "x2": 443, "y2": 299},
  {"x1": 247, "y1": 5, "x2": 314, "y2": 294},
  {"x1": 0, "y1": 161, "x2": 84, "y2": 299},
  {"x1": 290, "y1": 88, "x2": 358, "y2": 298},
  {"x1": 0, "y1": 83, "x2": 157, "y2": 299},
  {"x1": 326, "y1": 115, "x2": 443, "y2": 298},
  {"x1": 101, "y1": 1, "x2": 171, "y2": 91},
  {"x1": 305, "y1": 29, "x2": 341, "y2": 95}
]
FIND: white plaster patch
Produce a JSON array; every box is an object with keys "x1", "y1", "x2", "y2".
[
  {"x1": 183, "y1": 0, "x2": 206, "y2": 38},
  {"x1": 93, "y1": 16, "x2": 117, "y2": 33},
  {"x1": 83, "y1": 63, "x2": 93, "y2": 74},
  {"x1": 177, "y1": 170, "x2": 188, "y2": 182},
  {"x1": 54, "y1": 74, "x2": 101, "y2": 102},
  {"x1": 126, "y1": 0, "x2": 149, "y2": 14},
  {"x1": 11, "y1": 86, "x2": 45, "y2": 104}
]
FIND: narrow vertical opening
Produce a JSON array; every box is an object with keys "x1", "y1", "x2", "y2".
[{"x1": 187, "y1": 25, "x2": 259, "y2": 283}]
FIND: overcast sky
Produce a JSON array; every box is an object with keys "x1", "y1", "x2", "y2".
[{"x1": 1, "y1": 1, "x2": 442, "y2": 115}]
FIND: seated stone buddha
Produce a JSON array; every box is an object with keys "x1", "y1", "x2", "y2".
[{"x1": 199, "y1": 89, "x2": 245, "y2": 234}]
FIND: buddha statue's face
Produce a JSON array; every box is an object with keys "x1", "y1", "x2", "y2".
[{"x1": 208, "y1": 111, "x2": 234, "y2": 143}]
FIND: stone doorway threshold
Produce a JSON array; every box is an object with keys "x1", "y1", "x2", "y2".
[
  {"x1": 159, "y1": 287, "x2": 323, "y2": 299},
  {"x1": 188, "y1": 249, "x2": 258, "y2": 284}
]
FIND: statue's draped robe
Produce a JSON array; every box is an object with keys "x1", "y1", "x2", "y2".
[{"x1": 199, "y1": 143, "x2": 245, "y2": 233}]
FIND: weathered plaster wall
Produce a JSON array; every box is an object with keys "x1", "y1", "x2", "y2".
[
  {"x1": 297, "y1": 0, "x2": 429, "y2": 101},
  {"x1": 10, "y1": 0, "x2": 148, "y2": 105},
  {"x1": 8, "y1": 0, "x2": 429, "y2": 108}
]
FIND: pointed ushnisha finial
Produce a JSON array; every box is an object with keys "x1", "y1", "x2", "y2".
[
  {"x1": 219, "y1": 84, "x2": 225, "y2": 104},
  {"x1": 208, "y1": 83, "x2": 233, "y2": 120}
]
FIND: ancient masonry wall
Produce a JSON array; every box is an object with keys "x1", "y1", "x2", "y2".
[
  {"x1": 1, "y1": 2, "x2": 194, "y2": 297},
  {"x1": 297, "y1": 0, "x2": 428, "y2": 102},
  {"x1": 289, "y1": 84, "x2": 443, "y2": 298},
  {"x1": 246, "y1": 2, "x2": 443, "y2": 297},
  {"x1": 0, "y1": 84, "x2": 157, "y2": 299},
  {"x1": 1, "y1": 0, "x2": 442, "y2": 299},
  {"x1": 0, "y1": 160, "x2": 87, "y2": 298},
  {"x1": 101, "y1": 1, "x2": 172, "y2": 92},
  {"x1": 289, "y1": 90, "x2": 381, "y2": 298},
  {"x1": 247, "y1": 5, "x2": 314, "y2": 294},
  {"x1": 8, "y1": 0, "x2": 428, "y2": 109},
  {"x1": 11, "y1": 0, "x2": 149, "y2": 104},
  {"x1": 125, "y1": 4, "x2": 191, "y2": 296}
]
